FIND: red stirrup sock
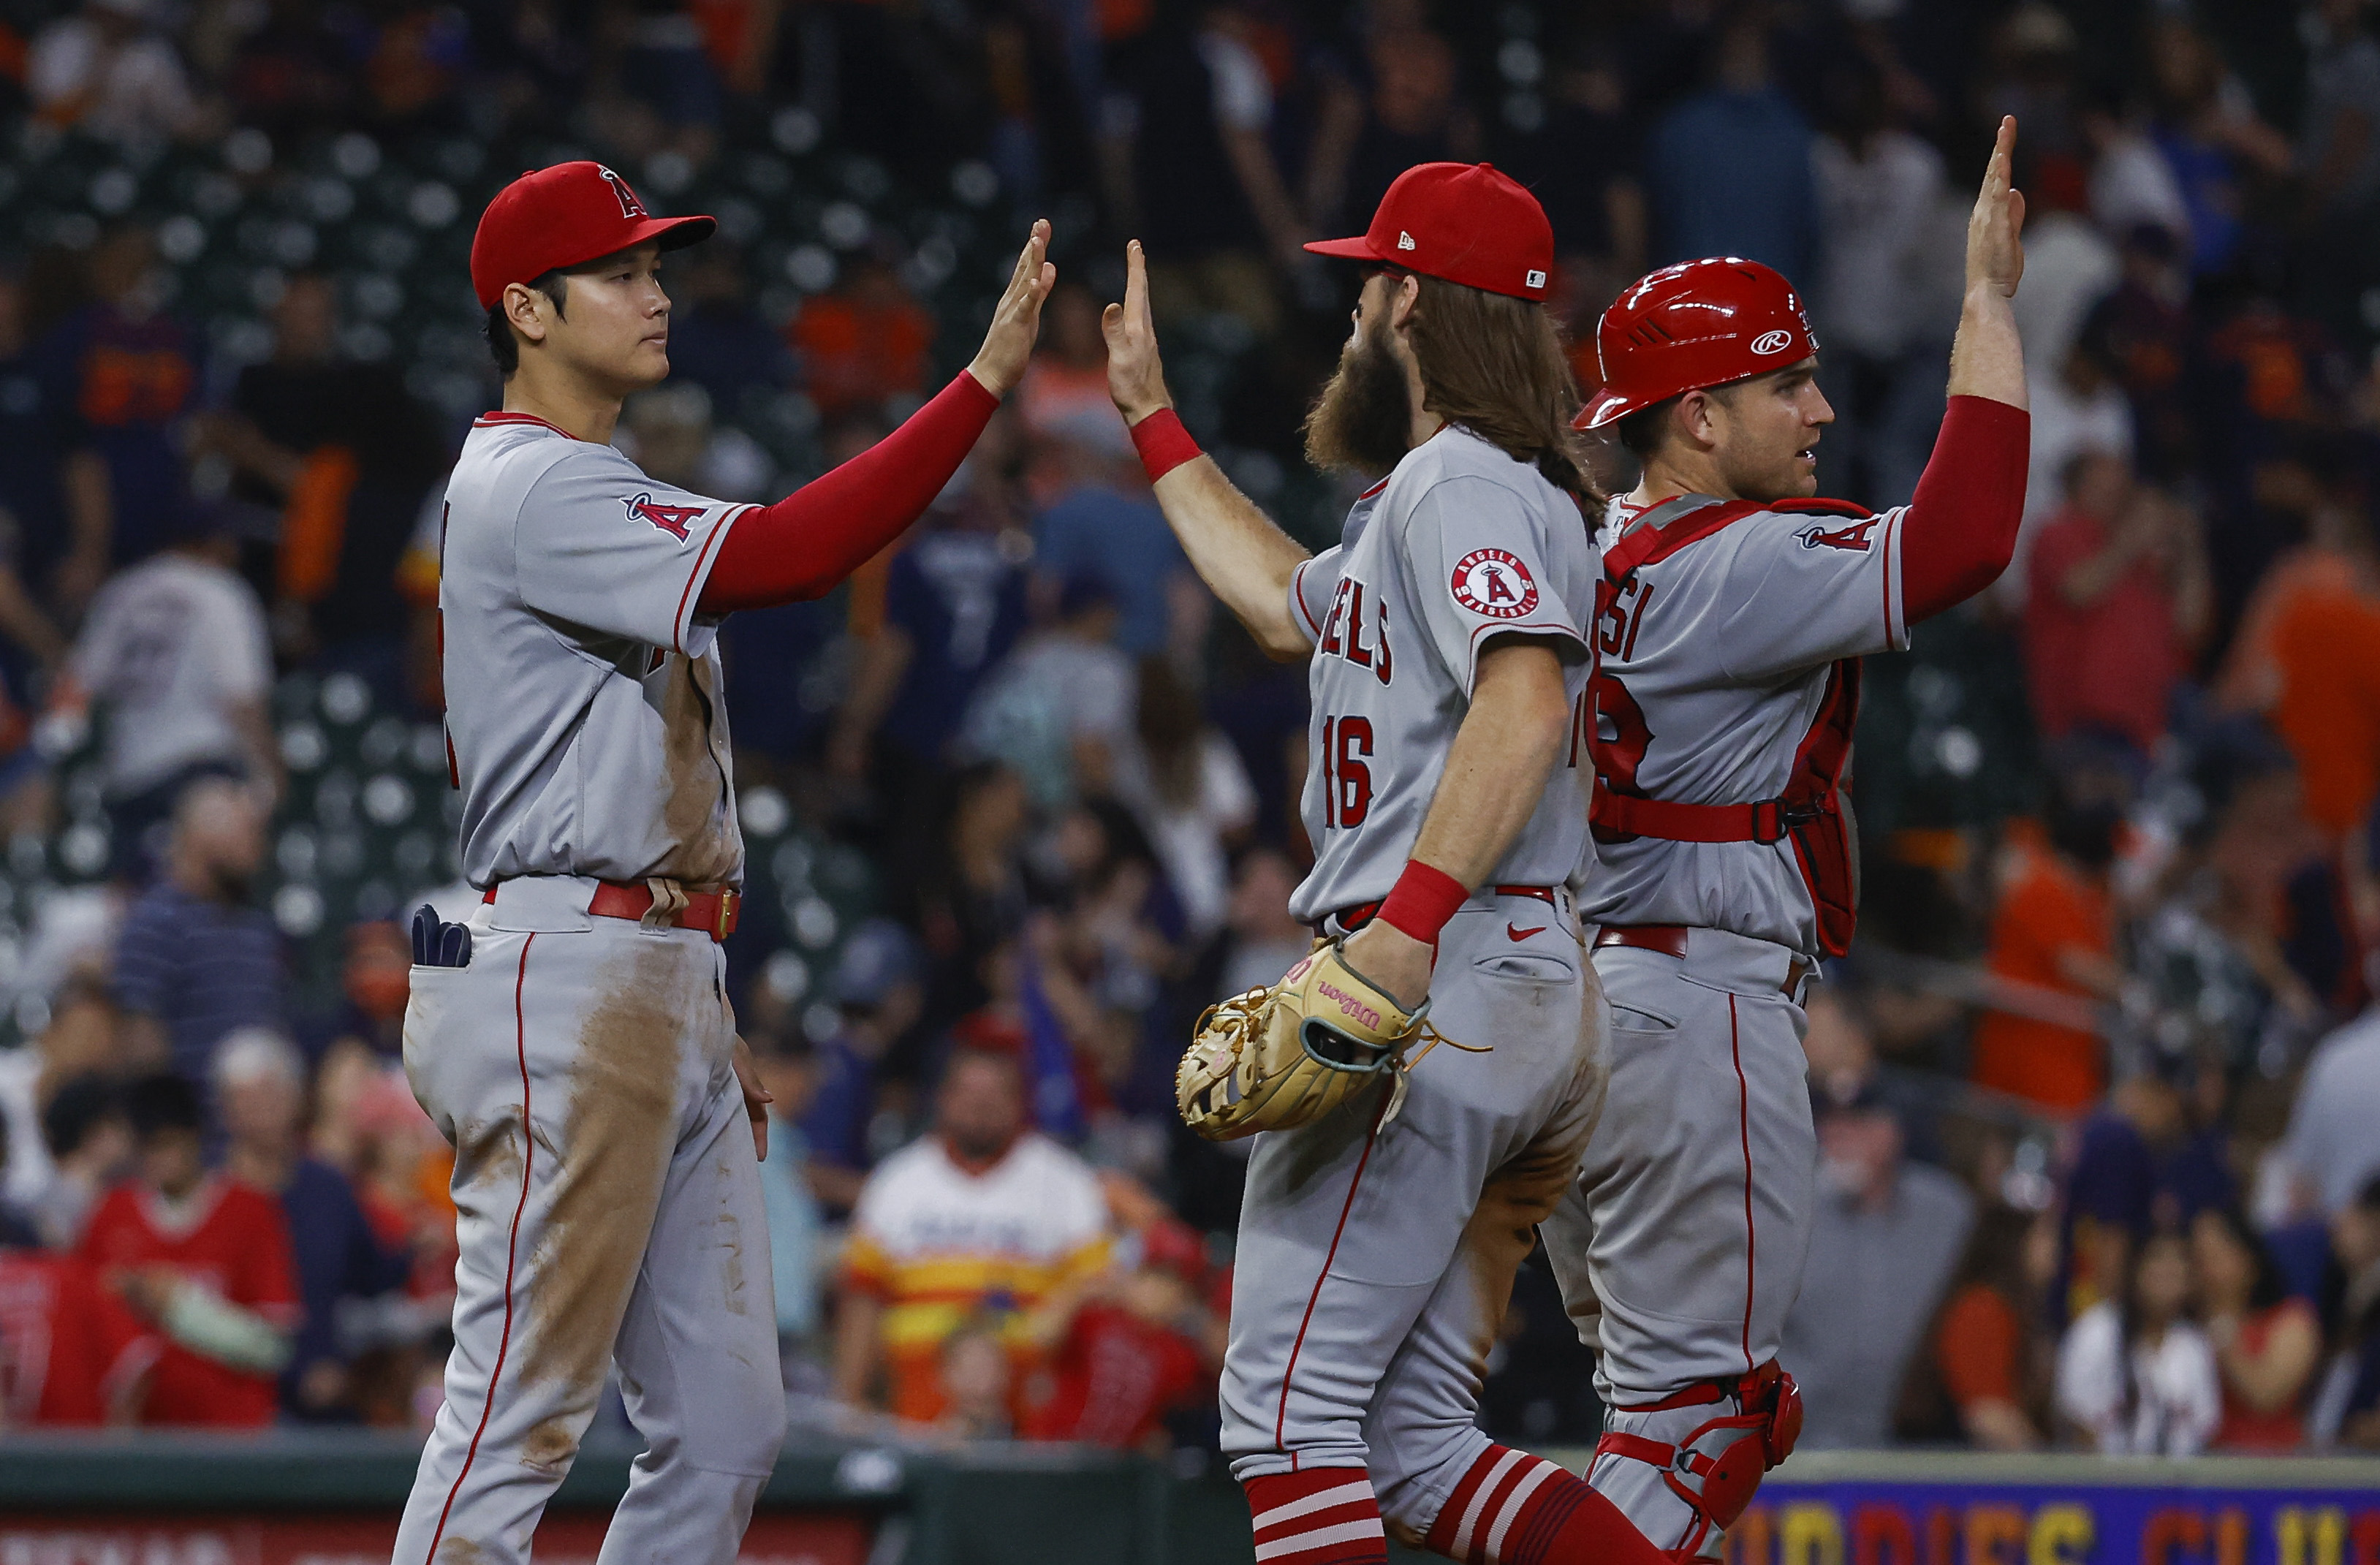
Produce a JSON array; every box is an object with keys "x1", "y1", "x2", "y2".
[
  {"x1": 1244, "y1": 1469, "x2": 1388, "y2": 1564},
  {"x1": 1425, "y1": 1444, "x2": 1667, "y2": 1565}
]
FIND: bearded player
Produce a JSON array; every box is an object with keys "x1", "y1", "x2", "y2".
[
  {"x1": 1106, "y1": 162, "x2": 1666, "y2": 1565},
  {"x1": 394, "y1": 163, "x2": 1052, "y2": 1565},
  {"x1": 1536, "y1": 119, "x2": 2034, "y2": 1560}
]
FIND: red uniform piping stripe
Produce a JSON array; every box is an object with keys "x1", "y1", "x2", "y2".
[
  {"x1": 472, "y1": 411, "x2": 584, "y2": 440},
  {"x1": 422, "y1": 932, "x2": 538, "y2": 1564},
  {"x1": 1880, "y1": 510, "x2": 1898, "y2": 643},
  {"x1": 1730, "y1": 991, "x2": 1754, "y2": 1373},
  {"x1": 670, "y1": 505, "x2": 746, "y2": 654},
  {"x1": 1273, "y1": 1102, "x2": 1387, "y2": 1466}
]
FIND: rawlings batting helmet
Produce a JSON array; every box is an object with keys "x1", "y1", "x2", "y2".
[{"x1": 1574, "y1": 257, "x2": 1819, "y2": 431}]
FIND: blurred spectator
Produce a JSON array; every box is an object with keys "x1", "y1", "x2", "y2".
[
  {"x1": 1808, "y1": 55, "x2": 1951, "y2": 509},
  {"x1": 660, "y1": 241, "x2": 795, "y2": 417},
  {"x1": 33, "y1": 224, "x2": 200, "y2": 594},
  {"x1": 1032, "y1": 461, "x2": 1192, "y2": 660},
  {"x1": 0, "y1": 270, "x2": 71, "y2": 662},
  {"x1": 2023, "y1": 460, "x2": 2210, "y2": 757},
  {"x1": 935, "y1": 1320, "x2": 1015, "y2": 1439},
  {"x1": 1305, "y1": 25, "x2": 1477, "y2": 254},
  {"x1": 2298, "y1": 0, "x2": 2380, "y2": 352},
  {"x1": 1016, "y1": 283, "x2": 1133, "y2": 503},
  {"x1": 2309, "y1": 1175, "x2": 2380, "y2": 1448},
  {"x1": 2214, "y1": 444, "x2": 2380, "y2": 841},
  {"x1": 80, "y1": 1075, "x2": 298, "y2": 1428},
  {"x1": 2144, "y1": 16, "x2": 2294, "y2": 278},
  {"x1": 321, "y1": 921, "x2": 414, "y2": 1062},
  {"x1": 2009, "y1": 161, "x2": 2118, "y2": 388},
  {"x1": 112, "y1": 780, "x2": 283, "y2": 1088},
  {"x1": 55, "y1": 512, "x2": 274, "y2": 879},
  {"x1": 906, "y1": 762, "x2": 1034, "y2": 1033},
  {"x1": 2063, "y1": 1056, "x2": 2235, "y2": 1323},
  {"x1": 832, "y1": 1045, "x2": 1108, "y2": 1422},
  {"x1": 29, "y1": 0, "x2": 201, "y2": 145},
  {"x1": 221, "y1": 0, "x2": 349, "y2": 139},
  {"x1": 790, "y1": 255, "x2": 936, "y2": 421},
  {"x1": 829, "y1": 471, "x2": 1032, "y2": 808},
  {"x1": 2017, "y1": 329, "x2": 2134, "y2": 598},
  {"x1": 1017, "y1": 1218, "x2": 1223, "y2": 1450},
  {"x1": 603, "y1": 0, "x2": 725, "y2": 170},
  {"x1": 1919, "y1": 1205, "x2": 2060, "y2": 1450},
  {"x1": 1644, "y1": 16, "x2": 1814, "y2": 283},
  {"x1": 193, "y1": 273, "x2": 447, "y2": 691},
  {"x1": 961, "y1": 575, "x2": 1134, "y2": 807},
  {"x1": 31, "y1": 1072, "x2": 132, "y2": 1251},
  {"x1": 2275, "y1": 1001, "x2": 2380, "y2": 1220},
  {"x1": 0, "y1": 972, "x2": 119, "y2": 1216},
  {"x1": 2088, "y1": 229, "x2": 2196, "y2": 482},
  {"x1": 2056, "y1": 1227, "x2": 2221, "y2": 1453},
  {"x1": 1780, "y1": 1061, "x2": 1976, "y2": 1450},
  {"x1": 1110, "y1": 658, "x2": 1256, "y2": 939},
  {"x1": 2191, "y1": 1206, "x2": 2319, "y2": 1451},
  {"x1": 0, "y1": 1110, "x2": 157, "y2": 1425},
  {"x1": 620, "y1": 381, "x2": 772, "y2": 501},
  {"x1": 750, "y1": 1031, "x2": 825, "y2": 1364},
  {"x1": 213, "y1": 1028, "x2": 407, "y2": 1422},
  {"x1": 1107, "y1": 4, "x2": 1302, "y2": 333},
  {"x1": 1969, "y1": 774, "x2": 2128, "y2": 1115},
  {"x1": 2082, "y1": 99, "x2": 2193, "y2": 253},
  {"x1": 801, "y1": 918, "x2": 925, "y2": 1214}
]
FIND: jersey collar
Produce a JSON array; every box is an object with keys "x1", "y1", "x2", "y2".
[{"x1": 473, "y1": 411, "x2": 587, "y2": 440}]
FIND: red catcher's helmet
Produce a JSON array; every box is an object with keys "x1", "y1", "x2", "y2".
[{"x1": 1574, "y1": 257, "x2": 1819, "y2": 431}]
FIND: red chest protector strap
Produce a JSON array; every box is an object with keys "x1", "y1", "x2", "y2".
[{"x1": 1592, "y1": 493, "x2": 1871, "y2": 955}]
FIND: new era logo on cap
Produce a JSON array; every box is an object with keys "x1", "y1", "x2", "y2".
[{"x1": 1398, "y1": 231, "x2": 1417, "y2": 251}]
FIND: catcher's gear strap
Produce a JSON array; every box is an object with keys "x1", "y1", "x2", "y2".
[{"x1": 1593, "y1": 1364, "x2": 1803, "y2": 1549}]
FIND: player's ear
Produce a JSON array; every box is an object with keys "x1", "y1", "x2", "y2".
[
  {"x1": 503, "y1": 281, "x2": 551, "y2": 348},
  {"x1": 1390, "y1": 272, "x2": 1422, "y2": 333}
]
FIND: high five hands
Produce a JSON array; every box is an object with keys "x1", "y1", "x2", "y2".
[
  {"x1": 1968, "y1": 115, "x2": 2027, "y2": 300},
  {"x1": 968, "y1": 219, "x2": 1058, "y2": 398}
]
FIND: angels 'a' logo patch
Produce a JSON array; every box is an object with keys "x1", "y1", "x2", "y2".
[
  {"x1": 1450, "y1": 548, "x2": 1540, "y2": 619},
  {"x1": 626, "y1": 491, "x2": 704, "y2": 541},
  {"x1": 1797, "y1": 518, "x2": 1879, "y2": 553}
]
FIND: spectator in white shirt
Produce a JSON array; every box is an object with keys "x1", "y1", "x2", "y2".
[
  {"x1": 2056, "y1": 1228, "x2": 2222, "y2": 1454},
  {"x1": 29, "y1": 0, "x2": 201, "y2": 147}
]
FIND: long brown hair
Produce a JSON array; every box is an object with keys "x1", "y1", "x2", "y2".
[{"x1": 1404, "y1": 272, "x2": 1598, "y2": 503}]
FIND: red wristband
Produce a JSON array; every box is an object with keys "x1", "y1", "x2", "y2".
[
  {"x1": 1129, "y1": 407, "x2": 1202, "y2": 483},
  {"x1": 1375, "y1": 860, "x2": 1468, "y2": 944}
]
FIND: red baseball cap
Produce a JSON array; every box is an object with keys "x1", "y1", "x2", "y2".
[
  {"x1": 469, "y1": 162, "x2": 716, "y2": 310},
  {"x1": 1305, "y1": 162, "x2": 1554, "y2": 303},
  {"x1": 1574, "y1": 257, "x2": 1819, "y2": 430}
]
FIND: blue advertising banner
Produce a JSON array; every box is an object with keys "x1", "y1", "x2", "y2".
[{"x1": 1722, "y1": 1454, "x2": 2380, "y2": 1565}]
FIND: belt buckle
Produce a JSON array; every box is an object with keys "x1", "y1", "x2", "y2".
[{"x1": 714, "y1": 889, "x2": 737, "y2": 941}]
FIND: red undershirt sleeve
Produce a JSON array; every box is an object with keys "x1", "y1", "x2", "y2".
[
  {"x1": 1899, "y1": 394, "x2": 2031, "y2": 624},
  {"x1": 695, "y1": 370, "x2": 1000, "y2": 613}
]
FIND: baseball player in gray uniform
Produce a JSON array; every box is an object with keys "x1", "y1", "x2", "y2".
[
  {"x1": 1105, "y1": 162, "x2": 1665, "y2": 1565},
  {"x1": 1537, "y1": 119, "x2": 2035, "y2": 1559},
  {"x1": 395, "y1": 162, "x2": 1052, "y2": 1565}
]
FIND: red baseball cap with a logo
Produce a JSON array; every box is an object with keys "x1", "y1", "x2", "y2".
[
  {"x1": 469, "y1": 162, "x2": 716, "y2": 310},
  {"x1": 1574, "y1": 257, "x2": 1819, "y2": 430},
  {"x1": 1305, "y1": 162, "x2": 1554, "y2": 303}
]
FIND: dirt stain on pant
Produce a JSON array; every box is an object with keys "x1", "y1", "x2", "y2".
[
  {"x1": 515, "y1": 939, "x2": 694, "y2": 1406},
  {"x1": 519, "y1": 1414, "x2": 580, "y2": 1474}
]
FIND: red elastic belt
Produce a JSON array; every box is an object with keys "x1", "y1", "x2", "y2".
[
  {"x1": 1591, "y1": 924, "x2": 1814, "y2": 998},
  {"x1": 1589, "y1": 783, "x2": 1821, "y2": 845},
  {"x1": 1319, "y1": 884, "x2": 1555, "y2": 937},
  {"x1": 482, "y1": 880, "x2": 741, "y2": 942}
]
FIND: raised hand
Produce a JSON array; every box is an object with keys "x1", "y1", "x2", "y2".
[
  {"x1": 1101, "y1": 240, "x2": 1173, "y2": 425},
  {"x1": 1968, "y1": 115, "x2": 2027, "y2": 299},
  {"x1": 967, "y1": 219, "x2": 1056, "y2": 398}
]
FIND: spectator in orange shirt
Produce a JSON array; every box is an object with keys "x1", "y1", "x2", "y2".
[
  {"x1": 1971, "y1": 777, "x2": 2131, "y2": 1113},
  {"x1": 2216, "y1": 444, "x2": 2380, "y2": 841},
  {"x1": 1928, "y1": 1204, "x2": 2059, "y2": 1449},
  {"x1": 2023, "y1": 452, "x2": 2212, "y2": 757},
  {"x1": 789, "y1": 255, "x2": 936, "y2": 420}
]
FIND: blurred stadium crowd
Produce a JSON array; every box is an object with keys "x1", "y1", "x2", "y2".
[{"x1": 0, "y1": 0, "x2": 2374, "y2": 1471}]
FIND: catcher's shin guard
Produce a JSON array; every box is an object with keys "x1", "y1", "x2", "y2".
[{"x1": 1588, "y1": 1363, "x2": 1802, "y2": 1560}]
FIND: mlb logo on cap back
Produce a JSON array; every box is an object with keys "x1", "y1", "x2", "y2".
[
  {"x1": 470, "y1": 162, "x2": 716, "y2": 311},
  {"x1": 1306, "y1": 163, "x2": 1555, "y2": 303}
]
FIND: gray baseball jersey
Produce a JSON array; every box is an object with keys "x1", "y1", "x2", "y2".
[
  {"x1": 439, "y1": 412, "x2": 752, "y2": 890},
  {"x1": 1580, "y1": 494, "x2": 1909, "y2": 957},
  {"x1": 1285, "y1": 425, "x2": 1597, "y2": 924}
]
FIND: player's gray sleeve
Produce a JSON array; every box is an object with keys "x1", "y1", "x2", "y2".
[
  {"x1": 514, "y1": 447, "x2": 750, "y2": 653},
  {"x1": 1287, "y1": 547, "x2": 1344, "y2": 647},
  {"x1": 1404, "y1": 476, "x2": 1586, "y2": 695},
  {"x1": 1714, "y1": 507, "x2": 1910, "y2": 682}
]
